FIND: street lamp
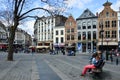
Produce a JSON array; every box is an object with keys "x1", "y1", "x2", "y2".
[
  {"x1": 105, "y1": 39, "x2": 109, "y2": 60},
  {"x1": 100, "y1": 24, "x2": 104, "y2": 53},
  {"x1": 100, "y1": 23, "x2": 105, "y2": 60}
]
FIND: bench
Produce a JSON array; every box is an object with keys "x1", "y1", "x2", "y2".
[{"x1": 92, "y1": 61, "x2": 105, "y2": 73}]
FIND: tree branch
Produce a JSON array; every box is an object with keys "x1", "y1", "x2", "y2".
[
  {"x1": 17, "y1": 0, "x2": 22, "y2": 8},
  {"x1": 19, "y1": 15, "x2": 38, "y2": 20},
  {"x1": 19, "y1": 7, "x2": 52, "y2": 20},
  {"x1": 18, "y1": 0, "x2": 25, "y2": 16}
]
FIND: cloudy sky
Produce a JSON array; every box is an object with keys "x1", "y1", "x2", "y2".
[{"x1": 18, "y1": 0, "x2": 120, "y2": 36}]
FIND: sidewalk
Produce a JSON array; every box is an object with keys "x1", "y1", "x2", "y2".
[{"x1": 0, "y1": 53, "x2": 39, "y2": 80}]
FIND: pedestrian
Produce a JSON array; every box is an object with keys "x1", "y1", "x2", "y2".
[
  {"x1": 61, "y1": 49, "x2": 65, "y2": 55},
  {"x1": 89, "y1": 52, "x2": 98, "y2": 64}
]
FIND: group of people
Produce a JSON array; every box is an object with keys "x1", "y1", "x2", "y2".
[
  {"x1": 81, "y1": 51, "x2": 104, "y2": 76},
  {"x1": 49, "y1": 49, "x2": 65, "y2": 55}
]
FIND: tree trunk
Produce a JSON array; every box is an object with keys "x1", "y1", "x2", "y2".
[{"x1": 7, "y1": 26, "x2": 16, "y2": 61}]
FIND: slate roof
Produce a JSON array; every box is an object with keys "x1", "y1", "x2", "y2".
[{"x1": 76, "y1": 8, "x2": 97, "y2": 20}]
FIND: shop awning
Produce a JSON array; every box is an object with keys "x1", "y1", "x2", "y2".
[
  {"x1": 29, "y1": 46, "x2": 36, "y2": 48},
  {"x1": 65, "y1": 46, "x2": 75, "y2": 48},
  {"x1": 36, "y1": 46, "x2": 49, "y2": 49},
  {"x1": 97, "y1": 42, "x2": 118, "y2": 45}
]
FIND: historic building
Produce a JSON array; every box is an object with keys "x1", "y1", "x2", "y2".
[
  {"x1": 15, "y1": 28, "x2": 32, "y2": 47},
  {"x1": 0, "y1": 21, "x2": 7, "y2": 51},
  {"x1": 97, "y1": 1, "x2": 118, "y2": 51},
  {"x1": 117, "y1": 8, "x2": 120, "y2": 50},
  {"x1": 34, "y1": 15, "x2": 67, "y2": 49},
  {"x1": 65, "y1": 15, "x2": 77, "y2": 50},
  {"x1": 0, "y1": 21, "x2": 32, "y2": 51},
  {"x1": 76, "y1": 9, "x2": 98, "y2": 53},
  {"x1": 0, "y1": 21, "x2": 7, "y2": 43},
  {"x1": 53, "y1": 21, "x2": 67, "y2": 50}
]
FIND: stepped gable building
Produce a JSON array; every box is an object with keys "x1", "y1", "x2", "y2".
[
  {"x1": 65, "y1": 15, "x2": 77, "y2": 50},
  {"x1": 76, "y1": 9, "x2": 98, "y2": 53},
  {"x1": 97, "y1": 1, "x2": 118, "y2": 51}
]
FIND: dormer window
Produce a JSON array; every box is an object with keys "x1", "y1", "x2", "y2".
[
  {"x1": 112, "y1": 13, "x2": 114, "y2": 17},
  {"x1": 106, "y1": 12, "x2": 109, "y2": 17}
]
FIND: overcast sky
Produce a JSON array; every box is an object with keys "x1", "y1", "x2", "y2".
[{"x1": 18, "y1": 0, "x2": 120, "y2": 36}]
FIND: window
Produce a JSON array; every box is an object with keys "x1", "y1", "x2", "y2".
[
  {"x1": 99, "y1": 22, "x2": 103, "y2": 28},
  {"x1": 61, "y1": 37, "x2": 64, "y2": 43},
  {"x1": 88, "y1": 43, "x2": 91, "y2": 49},
  {"x1": 56, "y1": 31, "x2": 58, "y2": 35},
  {"x1": 87, "y1": 22, "x2": 91, "y2": 29},
  {"x1": 56, "y1": 37, "x2": 58, "y2": 43},
  {"x1": 93, "y1": 21, "x2": 96, "y2": 29},
  {"x1": 71, "y1": 35, "x2": 74, "y2": 40},
  {"x1": 106, "y1": 12, "x2": 109, "y2": 17},
  {"x1": 78, "y1": 32, "x2": 81, "y2": 40},
  {"x1": 88, "y1": 26, "x2": 91, "y2": 29},
  {"x1": 93, "y1": 31, "x2": 96, "y2": 39},
  {"x1": 105, "y1": 31, "x2": 110, "y2": 38},
  {"x1": 88, "y1": 31, "x2": 91, "y2": 40},
  {"x1": 71, "y1": 28, "x2": 74, "y2": 33},
  {"x1": 112, "y1": 13, "x2": 114, "y2": 17},
  {"x1": 112, "y1": 31, "x2": 116, "y2": 38},
  {"x1": 78, "y1": 25, "x2": 81, "y2": 30},
  {"x1": 82, "y1": 32, "x2": 86, "y2": 40},
  {"x1": 83, "y1": 26, "x2": 86, "y2": 29},
  {"x1": 67, "y1": 29, "x2": 70, "y2": 33},
  {"x1": 105, "y1": 21, "x2": 110, "y2": 28},
  {"x1": 93, "y1": 25, "x2": 96, "y2": 29},
  {"x1": 112, "y1": 20, "x2": 116, "y2": 27},
  {"x1": 61, "y1": 30, "x2": 63, "y2": 35},
  {"x1": 67, "y1": 35, "x2": 70, "y2": 40},
  {"x1": 82, "y1": 22, "x2": 86, "y2": 29}
]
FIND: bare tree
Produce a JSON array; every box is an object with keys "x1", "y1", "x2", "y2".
[{"x1": 0, "y1": 0, "x2": 68, "y2": 61}]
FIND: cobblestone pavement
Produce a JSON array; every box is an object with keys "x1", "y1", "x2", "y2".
[
  {"x1": 0, "y1": 52, "x2": 120, "y2": 80},
  {"x1": 35, "y1": 53, "x2": 120, "y2": 80},
  {"x1": 0, "y1": 52, "x2": 36, "y2": 80}
]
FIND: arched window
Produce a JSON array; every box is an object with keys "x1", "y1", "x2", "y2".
[{"x1": 93, "y1": 31, "x2": 96, "y2": 39}]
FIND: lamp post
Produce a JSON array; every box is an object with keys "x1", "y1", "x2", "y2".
[
  {"x1": 106, "y1": 39, "x2": 109, "y2": 60},
  {"x1": 100, "y1": 24, "x2": 104, "y2": 54}
]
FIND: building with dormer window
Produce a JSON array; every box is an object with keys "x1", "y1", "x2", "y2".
[
  {"x1": 76, "y1": 9, "x2": 98, "y2": 53},
  {"x1": 97, "y1": 1, "x2": 118, "y2": 51}
]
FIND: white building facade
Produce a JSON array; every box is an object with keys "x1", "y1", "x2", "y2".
[
  {"x1": 34, "y1": 15, "x2": 67, "y2": 49},
  {"x1": 53, "y1": 25, "x2": 65, "y2": 50},
  {"x1": 76, "y1": 9, "x2": 98, "y2": 53}
]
